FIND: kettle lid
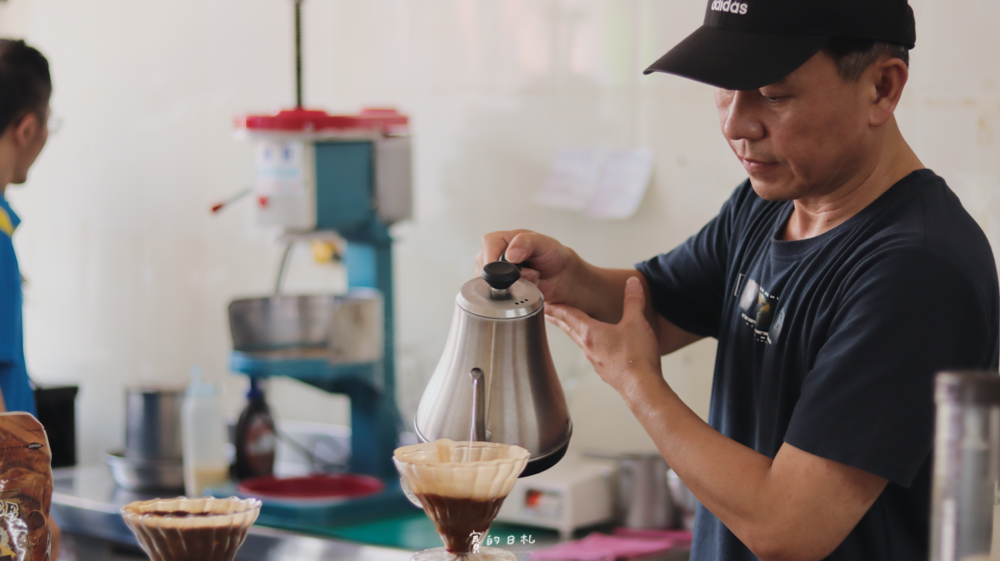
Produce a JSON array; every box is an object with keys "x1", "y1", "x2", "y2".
[{"x1": 457, "y1": 261, "x2": 544, "y2": 319}]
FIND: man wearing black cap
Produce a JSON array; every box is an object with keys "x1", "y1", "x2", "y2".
[{"x1": 479, "y1": 0, "x2": 999, "y2": 559}]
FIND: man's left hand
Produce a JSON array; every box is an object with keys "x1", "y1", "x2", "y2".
[{"x1": 546, "y1": 277, "x2": 662, "y2": 396}]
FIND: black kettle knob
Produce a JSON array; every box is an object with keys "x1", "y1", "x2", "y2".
[{"x1": 482, "y1": 261, "x2": 520, "y2": 290}]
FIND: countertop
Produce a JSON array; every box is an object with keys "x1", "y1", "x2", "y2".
[
  {"x1": 50, "y1": 465, "x2": 689, "y2": 561},
  {"x1": 51, "y1": 465, "x2": 417, "y2": 561}
]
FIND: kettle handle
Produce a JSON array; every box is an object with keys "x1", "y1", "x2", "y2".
[{"x1": 499, "y1": 251, "x2": 522, "y2": 269}]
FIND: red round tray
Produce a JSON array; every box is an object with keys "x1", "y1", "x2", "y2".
[{"x1": 238, "y1": 473, "x2": 385, "y2": 505}]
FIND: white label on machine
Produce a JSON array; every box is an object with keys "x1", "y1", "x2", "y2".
[{"x1": 255, "y1": 140, "x2": 306, "y2": 196}]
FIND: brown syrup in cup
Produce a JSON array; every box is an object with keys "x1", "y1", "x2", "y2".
[
  {"x1": 143, "y1": 511, "x2": 217, "y2": 518},
  {"x1": 139, "y1": 517, "x2": 246, "y2": 561},
  {"x1": 416, "y1": 494, "x2": 506, "y2": 553}
]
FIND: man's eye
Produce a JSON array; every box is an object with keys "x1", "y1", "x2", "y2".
[{"x1": 762, "y1": 95, "x2": 785, "y2": 103}]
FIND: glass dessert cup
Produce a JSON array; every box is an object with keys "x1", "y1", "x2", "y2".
[
  {"x1": 120, "y1": 496, "x2": 261, "y2": 561},
  {"x1": 395, "y1": 439, "x2": 530, "y2": 561}
]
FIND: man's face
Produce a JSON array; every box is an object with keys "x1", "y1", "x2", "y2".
[
  {"x1": 715, "y1": 52, "x2": 874, "y2": 201},
  {"x1": 10, "y1": 106, "x2": 50, "y2": 185}
]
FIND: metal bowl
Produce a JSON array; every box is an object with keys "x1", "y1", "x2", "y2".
[
  {"x1": 106, "y1": 451, "x2": 185, "y2": 492},
  {"x1": 228, "y1": 295, "x2": 340, "y2": 352}
]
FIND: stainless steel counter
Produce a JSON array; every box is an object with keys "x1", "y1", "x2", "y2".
[
  {"x1": 51, "y1": 465, "x2": 414, "y2": 561},
  {"x1": 51, "y1": 465, "x2": 688, "y2": 561}
]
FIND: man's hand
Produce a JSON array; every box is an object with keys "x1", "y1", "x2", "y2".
[
  {"x1": 476, "y1": 230, "x2": 581, "y2": 306},
  {"x1": 478, "y1": 229, "x2": 703, "y2": 353},
  {"x1": 546, "y1": 277, "x2": 661, "y2": 397}
]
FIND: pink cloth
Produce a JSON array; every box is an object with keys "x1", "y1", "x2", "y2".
[
  {"x1": 530, "y1": 529, "x2": 693, "y2": 561},
  {"x1": 612, "y1": 528, "x2": 692, "y2": 545}
]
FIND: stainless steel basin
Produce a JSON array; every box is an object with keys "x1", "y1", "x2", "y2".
[
  {"x1": 228, "y1": 292, "x2": 383, "y2": 364},
  {"x1": 229, "y1": 295, "x2": 340, "y2": 352}
]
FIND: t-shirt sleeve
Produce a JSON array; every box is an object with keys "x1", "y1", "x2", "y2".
[
  {"x1": 784, "y1": 248, "x2": 996, "y2": 487},
  {"x1": 635, "y1": 184, "x2": 746, "y2": 339}
]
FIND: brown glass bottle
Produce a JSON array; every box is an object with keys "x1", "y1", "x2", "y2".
[{"x1": 234, "y1": 378, "x2": 276, "y2": 480}]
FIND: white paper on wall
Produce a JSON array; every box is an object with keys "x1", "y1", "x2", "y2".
[
  {"x1": 585, "y1": 148, "x2": 654, "y2": 220},
  {"x1": 534, "y1": 148, "x2": 604, "y2": 211}
]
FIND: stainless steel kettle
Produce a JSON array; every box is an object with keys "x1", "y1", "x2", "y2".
[{"x1": 414, "y1": 260, "x2": 572, "y2": 476}]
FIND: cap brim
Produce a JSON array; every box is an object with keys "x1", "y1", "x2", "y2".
[{"x1": 644, "y1": 26, "x2": 831, "y2": 90}]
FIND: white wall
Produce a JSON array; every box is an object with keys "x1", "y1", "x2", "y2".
[{"x1": 0, "y1": 0, "x2": 997, "y2": 465}]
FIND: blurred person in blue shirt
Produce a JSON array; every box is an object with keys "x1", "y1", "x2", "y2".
[
  {"x1": 0, "y1": 38, "x2": 59, "y2": 557},
  {"x1": 0, "y1": 39, "x2": 50, "y2": 416}
]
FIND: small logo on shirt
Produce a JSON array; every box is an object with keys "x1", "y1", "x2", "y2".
[
  {"x1": 736, "y1": 275, "x2": 780, "y2": 343},
  {"x1": 711, "y1": 0, "x2": 748, "y2": 15}
]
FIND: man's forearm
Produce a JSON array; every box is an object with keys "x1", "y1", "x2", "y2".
[
  {"x1": 560, "y1": 257, "x2": 633, "y2": 323},
  {"x1": 560, "y1": 261, "x2": 701, "y2": 354},
  {"x1": 623, "y1": 374, "x2": 774, "y2": 544},
  {"x1": 621, "y1": 371, "x2": 879, "y2": 561}
]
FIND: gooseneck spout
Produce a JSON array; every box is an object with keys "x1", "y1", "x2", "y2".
[{"x1": 466, "y1": 367, "x2": 488, "y2": 463}]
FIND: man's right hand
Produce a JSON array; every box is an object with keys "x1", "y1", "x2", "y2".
[
  {"x1": 476, "y1": 229, "x2": 582, "y2": 307},
  {"x1": 477, "y1": 229, "x2": 703, "y2": 355}
]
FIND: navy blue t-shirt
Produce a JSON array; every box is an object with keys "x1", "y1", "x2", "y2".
[{"x1": 636, "y1": 170, "x2": 999, "y2": 561}]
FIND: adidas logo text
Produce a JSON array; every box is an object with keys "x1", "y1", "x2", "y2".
[{"x1": 711, "y1": 0, "x2": 748, "y2": 15}]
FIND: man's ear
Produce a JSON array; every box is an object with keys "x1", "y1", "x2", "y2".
[
  {"x1": 12, "y1": 113, "x2": 40, "y2": 148},
  {"x1": 869, "y1": 57, "x2": 908, "y2": 128}
]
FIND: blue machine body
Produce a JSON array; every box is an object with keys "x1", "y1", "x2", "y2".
[{"x1": 230, "y1": 139, "x2": 401, "y2": 480}]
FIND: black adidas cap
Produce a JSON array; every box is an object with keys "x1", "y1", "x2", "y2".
[{"x1": 644, "y1": 0, "x2": 916, "y2": 90}]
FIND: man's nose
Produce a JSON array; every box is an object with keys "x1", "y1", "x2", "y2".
[{"x1": 721, "y1": 90, "x2": 765, "y2": 142}]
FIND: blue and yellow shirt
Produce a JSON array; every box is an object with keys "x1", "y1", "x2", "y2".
[{"x1": 0, "y1": 196, "x2": 36, "y2": 414}]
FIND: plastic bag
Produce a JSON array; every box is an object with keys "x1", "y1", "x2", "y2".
[{"x1": 0, "y1": 413, "x2": 53, "y2": 560}]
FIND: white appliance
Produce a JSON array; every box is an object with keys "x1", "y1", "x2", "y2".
[{"x1": 495, "y1": 456, "x2": 617, "y2": 538}]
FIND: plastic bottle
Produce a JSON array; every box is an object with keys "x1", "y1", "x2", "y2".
[
  {"x1": 182, "y1": 368, "x2": 230, "y2": 496},
  {"x1": 234, "y1": 377, "x2": 277, "y2": 480}
]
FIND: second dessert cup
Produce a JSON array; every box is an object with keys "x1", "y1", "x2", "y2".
[{"x1": 394, "y1": 439, "x2": 530, "y2": 561}]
